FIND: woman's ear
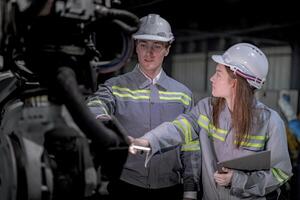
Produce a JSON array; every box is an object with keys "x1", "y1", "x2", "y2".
[{"x1": 231, "y1": 78, "x2": 237, "y2": 88}]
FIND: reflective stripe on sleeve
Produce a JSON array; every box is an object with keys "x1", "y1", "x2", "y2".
[
  {"x1": 172, "y1": 118, "x2": 200, "y2": 152},
  {"x1": 87, "y1": 98, "x2": 109, "y2": 115},
  {"x1": 271, "y1": 168, "x2": 290, "y2": 183},
  {"x1": 197, "y1": 114, "x2": 228, "y2": 142}
]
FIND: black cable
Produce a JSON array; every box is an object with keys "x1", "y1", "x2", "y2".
[
  {"x1": 95, "y1": 6, "x2": 140, "y2": 34},
  {"x1": 55, "y1": 67, "x2": 129, "y2": 149}
]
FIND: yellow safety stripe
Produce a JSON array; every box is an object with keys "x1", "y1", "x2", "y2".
[
  {"x1": 200, "y1": 115, "x2": 227, "y2": 134},
  {"x1": 272, "y1": 168, "x2": 284, "y2": 183},
  {"x1": 102, "y1": 107, "x2": 109, "y2": 115},
  {"x1": 276, "y1": 168, "x2": 290, "y2": 180},
  {"x1": 197, "y1": 121, "x2": 225, "y2": 141},
  {"x1": 159, "y1": 91, "x2": 191, "y2": 106},
  {"x1": 112, "y1": 86, "x2": 151, "y2": 100},
  {"x1": 244, "y1": 135, "x2": 267, "y2": 140},
  {"x1": 113, "y1": 92, "x2": 150, "y2": 100},
  {"x1": 210, "y1": 132, "x2": 225, "y2": 141},
  {"x1": 158, "y1": 91, "x2": 192, "y2": 101},
  {"x1": 99, "y1": 107, "x2": 109, "y2": 115},
  {"x1": 197, "y1": 114, "x2": 227, "y2": 142},
  {"x1": 234, "y1": 141, "x2": 265, "y2": 148},
  {"x1": 112, "y1": 86, "x2": 190, "y2": 105},
  {"x1": 181, "y1": 118, "x2": 192, "y2": 142},
  {"x1": 87, "y1": 99, "x2": 109, "y2": 115},
  {"x1": 159, "y1": 96, "x2": 190, "y2": 106},
  {"x1": 173, "y1": 119, "x2": 191, "y2": 144},
  {"x1": 272, "y1": 168, "x2": 289, "y2": 183},
  {"x1": 234, "y1": 133, "x2": 267, "y2": 149},
  {"x1": 172, "y1": 118, "x2": 200, "y2": 152},
  {"x1": 87, "y1": 99, "x2": 103, "y2": 107},
  {"x1": 172, "y1": 120, "x2": 189, "y2": 144},
  {"x1": 198, "y1": 114, "x2": 266, "y2": 148},
  {"x1": 181, "y1": 140, "x2": 200, "y2": 151},
  {"x1": 112, "y1": 86, "x2": 150, "y2": 94},
  {"x1": 197, "y1": 119, "x2": 208, "y2": 130}
]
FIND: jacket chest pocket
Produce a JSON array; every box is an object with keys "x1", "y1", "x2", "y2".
[{"x1": 160, "y1": 102, "x2": 185, "y2": 121}]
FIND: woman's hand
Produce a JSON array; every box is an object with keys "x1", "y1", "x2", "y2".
[{"x1": 213, "y1": 168, "x2": 233, "y2": 187}]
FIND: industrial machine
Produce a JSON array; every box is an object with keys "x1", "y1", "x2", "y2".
[{"x1": 0, "y1": 1, "x2": 139, "y2": 199}]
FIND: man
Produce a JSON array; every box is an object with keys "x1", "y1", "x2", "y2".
[{"x1": 87, "y1": 14, "x2": 201, "y2": 200}]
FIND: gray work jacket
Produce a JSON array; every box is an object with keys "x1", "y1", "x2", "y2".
[
  {"x1": 87, "y1": 66, "x2": 201, "y2": 192},
  {"x1": 143, "y1": 97, "x2": 293, "y2": 199}
]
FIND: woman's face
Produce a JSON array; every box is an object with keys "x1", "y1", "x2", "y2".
[{"x1": 210, "y1": 64, "x2": 236, "y2": 98}]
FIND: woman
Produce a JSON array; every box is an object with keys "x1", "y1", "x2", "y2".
[{"x1": 131, "y1": 43, "x2": 293, "y2": 199}]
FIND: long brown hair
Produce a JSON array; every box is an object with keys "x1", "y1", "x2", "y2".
[{"x1": 212, "y1": 67, "x2": 255, "y2": 147}]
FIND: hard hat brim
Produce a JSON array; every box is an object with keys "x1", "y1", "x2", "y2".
[
  {"x1": 211, "y1": 55, "x2": 234, "y2": 68},
  {"x1": 133, "y1": 34, "x2": 173, "y2": 43}
]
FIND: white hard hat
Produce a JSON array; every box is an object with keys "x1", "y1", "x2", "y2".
[
  {"x1": 212, "y1": 43, "x2": 269, "y2": 89},
  {"x1": 132, "y1": 14, "x2": 174, "y2": 43}
]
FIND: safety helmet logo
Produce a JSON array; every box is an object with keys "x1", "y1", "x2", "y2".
[
  {"x1": 212, "y1": 43, "x2": 269, "y2": 89},
  {"x1": 132, "y1": 14, "x2": 174, "y2": 43}
]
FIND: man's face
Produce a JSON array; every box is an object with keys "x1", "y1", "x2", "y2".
[{"x1": 136, "y1": 40, "x2": 170, "y2": 72}]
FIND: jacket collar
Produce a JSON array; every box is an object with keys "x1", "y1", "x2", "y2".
[{"x1": 133, "y1": 65, "x2": 169, "y2": 90}]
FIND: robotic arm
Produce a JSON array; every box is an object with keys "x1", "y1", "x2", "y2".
[{"x1": 0, "y1": 1, "x2": 139, "y2": 199}]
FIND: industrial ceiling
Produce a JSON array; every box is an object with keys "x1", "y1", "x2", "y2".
[{"x1": 121, "y1": 0, "x2": 300, "y2": 47}]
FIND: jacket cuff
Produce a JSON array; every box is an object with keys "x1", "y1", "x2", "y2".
[
  {"x1": 183, "y1": 182, "x2": 198, "y2": 191},
  {"x1": 141, "y1": 133, "x2": 160, "y2": 167},
  {"x1": 183, "y1": 191, "x2": 197, "y2": 199}
]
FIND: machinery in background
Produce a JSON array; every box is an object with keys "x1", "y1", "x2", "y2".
[
  {"x1": 0, "y1": 0, "x2": 139, "y2": 199},
  {"x1": 257, "y1": 89, "x2": 300, "y2": 200},
  {"x1": 255, "y1": 89, "x2": 298, "y2": 118}
]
